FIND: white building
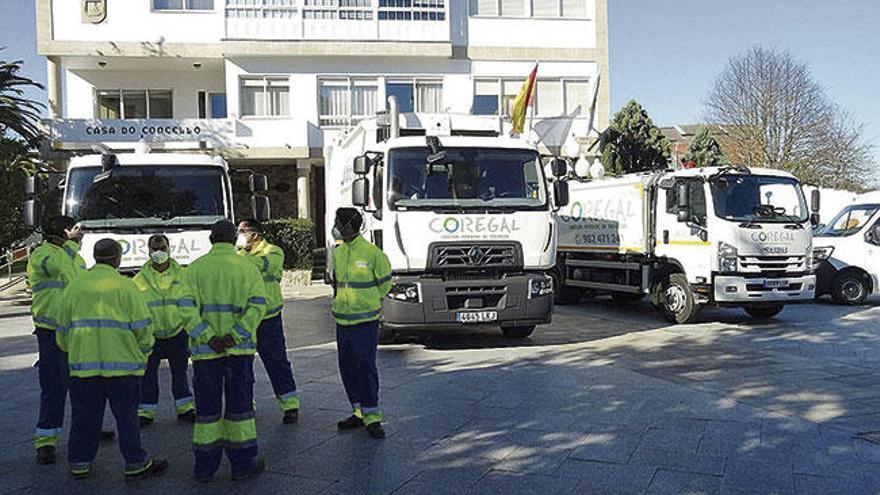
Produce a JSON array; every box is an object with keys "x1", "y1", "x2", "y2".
[{"x1": 37, "y1": 0, "x2": 609, "y2": 239}]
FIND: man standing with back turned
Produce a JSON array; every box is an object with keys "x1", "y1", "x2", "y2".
[
  {"x1": 331, "y1": 208, "x2": 392, "y2": 439},
  {"x1": 185, "y1": 220, "x2": 268, "y2": 482},
  {"x1": 237, "y1": 219, "x2": 301, "y2": 424}
]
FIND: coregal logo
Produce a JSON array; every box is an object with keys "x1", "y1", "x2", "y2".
[
  {"x1": 428, "y1": 217, "x2": 520, "y2": 234},
  {"x1": 560, "y1": 199, "x2": 637, "y2": 224},
  {"x1": 750, "y1": 231, "x2": 796, "y2": 243}
]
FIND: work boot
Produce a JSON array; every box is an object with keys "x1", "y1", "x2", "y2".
[
  {"x1": 177, "y1": 410, "x2": 197, "y2": 423},
  {"x1": 232, "y1": 458, "x2": 265, "y2": 481},
  {"x1": 282, "y1": 409, "x2": 299, "y2": 424},
  {"x1": 139, "y1": 416, "x2": 153, "y2": 428},
  {"x1": 125, "y1": 458, "x2": 169, "y2": 480},
  {"x1": 336, "y1": 415, "x2": 364, "y2": 431},
  {"x1": 36, "y1": 446, "x2": 56, "y2": 465},
  {"x1": 71, "y1": 467, "x2": 92, "y2": 479},
  {"x1": 366, "y1": 422, "x2": 386, "y2": 439},
  {"x1": 101, "y1": 430, "x2": 116, "y2": 441}
]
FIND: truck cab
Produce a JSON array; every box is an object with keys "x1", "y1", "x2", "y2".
[{"x1": 813, "y1": 196, "x2": 880, "y2": 304}]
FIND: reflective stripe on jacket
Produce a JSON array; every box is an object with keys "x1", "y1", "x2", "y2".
[
  {"x1": 133, "y1": 258, "x2": 205, "y2": 340},
  {"x1": 239, "y1": 239, "x2": 284, "y2": 320},
  {"x1": 331, "y1": 235, "x2": 392, "y2": 325},
  {"x1": 55, "y1": 264, "x2": 154, "y2": 378},
  {"x1": 27, "y1": 240, "x2": 86, "y2": 331},
  {"x1": 184, "y1": 243, "x2": 268, "y2": 361}
]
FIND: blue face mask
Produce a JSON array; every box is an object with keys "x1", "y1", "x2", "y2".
[{"x1": 150, "y1": 250, "x2": 169, "y2": 265}]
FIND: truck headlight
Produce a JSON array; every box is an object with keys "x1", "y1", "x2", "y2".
[
  {"x1": 718, "y1": 242, "x2": 738, "y2": 273},
  {"x1": 529, "y1": 276, "x2": 553, "y2": 299},
  {"x1": 388, "y1": 282, "x2": 421, "y2": 302},
  {"x1": 812, "y1": 246, "x2": 834, "y2": 262}
]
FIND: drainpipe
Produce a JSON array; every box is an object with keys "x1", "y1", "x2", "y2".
[{"x1": 388, "y1": 95, "x2": 399, "y2": 139}]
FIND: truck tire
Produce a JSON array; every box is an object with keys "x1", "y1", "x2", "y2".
[
  {"x1": 658, "y1": 273, "x2": 699, "y2": 324},
  {"x1": 831, "y1": 272, "x2": 870, "y2": 305},
  {"x1": 550, "y1": 268, "x2": 582, "y2": 305},
  {"x1": 611, "y1": 292, "x2": 645, "y2": 303},
  {"x1": 744, "y1": 304, "x2": 784, "y2": 320},
  {"x1": 378, "y1": 325, "x2": 399, "y2": 345},
  {"x1": 501, "y1": 325, "x2": 536, "y2": 338}
]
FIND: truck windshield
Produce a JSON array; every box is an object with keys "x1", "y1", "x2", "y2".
[
  {"x1": 709, "y1": 174, "x2": 808, "y2": 223},
  {"x1": 818, "y1": 204, "x2": 880, "y2": 237},
  {"x1": 65, "y1": 166, "x2": 227, "y2": 225},
  {"x1": 387, "y1": 147, "x2": 547, "y2": 210}
]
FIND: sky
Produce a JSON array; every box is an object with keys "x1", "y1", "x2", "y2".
[{"x1": 1, "y1": 0, "x2": 878, "y2": 164}]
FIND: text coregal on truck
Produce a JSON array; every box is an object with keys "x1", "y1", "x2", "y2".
[
  {"x1": 24, "y1": 150, "x2": 271, "y2": 272},
  {"x1": 325, "y1": 98, "x2": 570, "y2": 340},
  {"x1": 553, "y1": 165, "x2": 820, "y2": 323}
]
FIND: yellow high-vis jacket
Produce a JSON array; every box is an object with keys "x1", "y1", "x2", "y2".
[
  {"x1": 56, "y1": 264, "x2": 154, "y2": 378},
  {"x1": 239, "y1": 239, "x2": 285, "y2": 320},
  {"x1": 27, "y1": 240, "x2": 86, "y2": 331},
  {"x1": 184, "y1": 243, "x2": 268, "y2": 361},
  {"x1": 133, "y1": 258, "x2": 205, "y2": 340},
  {"x1": 331, "y1": 235, "x2": 392, "y2": 326}
]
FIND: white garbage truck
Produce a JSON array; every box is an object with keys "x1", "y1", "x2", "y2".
[
  {"x1": 24, "y1": 150, "x2": 270, "y2": 273},
  {"x1": 324, "y1": 100, "x2": 569, "y2": 340},
  {"x1": 553, "y1": 165, "x2": 819, "y2": 323}
]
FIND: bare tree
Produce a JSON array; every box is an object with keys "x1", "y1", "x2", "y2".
[{"x1": 704, "y1": 45, "x2": 875, "y2": 191}]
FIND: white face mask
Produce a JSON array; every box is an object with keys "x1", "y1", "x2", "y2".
[
  {"x1": 150, "y1": 250, "x2": 169, "y2": 265},
  {"x1": 331, "y1": 227, "x2": 342, "y2": 241},
  {"x1": 235, "y1": 233, "x2": 249, "y2": 249}
]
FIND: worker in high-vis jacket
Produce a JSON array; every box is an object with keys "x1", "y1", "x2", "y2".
[
  {"x1": 331, "y1": 208, "x2": 392, "y2": 439},
  {"x1": 26, "y1": 215, "x2": 86, "y2": 465},
  {"x1": 236, "y1": 219, "x2": 300, "y2": 424},
  {"x1": 56, "y1": 239, "x2": 168, "y2": 479},
  {"x1": 133, "y1": 234, "x2": 202, "y2": 426},
  {"x1": 184, "y1": 220, "x2": 268, "y2": 482}
]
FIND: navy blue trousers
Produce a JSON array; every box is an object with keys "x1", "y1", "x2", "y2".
[
  {"x1": 256, "y1": 315, "x2": 299, "y2": 410},
  {"x1": 336, "y1": 321, "x2": 380, "y2": 411},
  {"x1": 35, "y1": 328, "x2": 68, "y2": 448},
  {"x1": 192, "y1": 355, "x2": 258, "y2": 479},
  {"x1": 68, "y1": 376, "x2": 149, "y2": 474},
  {"x1": 140, "y1": 331, "x2": 193, "y2": 415}
]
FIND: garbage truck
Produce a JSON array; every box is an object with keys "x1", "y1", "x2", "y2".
[
  {"x1": 325, "y1": 98, "x2": 569, "y2": 340},
  {"x1": 24, "y1": 149, "x2": 270, "y2": 273},
  {"x1": 553, "y1": 165, "x2": 819, "y2": 323}
]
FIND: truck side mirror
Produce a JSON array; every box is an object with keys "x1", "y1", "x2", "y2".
[
  {"x1": 553, "y1": 181, "x2": 569, "y2": 208},
  {"x1": 550, "y1": 158, "x2": 567, "y2": 178},
  {"x1": 867, "y1": 225, "x2": 880, "y2": 245},
  {"x1": 353, "y1": 156, "x2": 370, "y2": 176},
  {"x1": 249, "y1": 174, "x2": 268, "y2": 193},
  {"x1": 676, "y1": 183, "x2": 689, "y2": 209},
  {"x1": 24, "y1": 176, "x2": 42, "y2": 196},
  {"x1": 810, "y1": 189, "x2": 821, "y2": 213},
  {"x1": 677, "y1": 209, "x2": 692, "y2": 223},
  {"x1": 251, "y1": 195, "x2": 270, "y2": 222},
  {"x1": 810, "y1": 213, "x2": 821, "y2": 227},
  {"x1": 353, "y1": 177, "x2": 370, "y2": 207},
  {"x1": 24, "y1": 199, "x2": 41, "y2": 229}
]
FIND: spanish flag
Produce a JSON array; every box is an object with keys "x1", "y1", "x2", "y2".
[{"x1": 510, "y1": 63, "x2": 538, "y2": 136}]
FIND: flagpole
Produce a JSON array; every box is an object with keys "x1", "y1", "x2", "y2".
[{"x1": 527, "y1": 60, "x2": 538, "y2": 141}]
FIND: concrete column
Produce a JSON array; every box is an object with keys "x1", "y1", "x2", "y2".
[
  {"x1": 296, "y1": 160, "x2": 311, "y2": 219},
  {"x1": 46, "y1": 56, "x2": 62, "y2": 119}
]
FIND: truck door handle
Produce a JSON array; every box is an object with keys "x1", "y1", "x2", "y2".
[{"x1": 663, "y1": 230, "x2": 669, "y2": 244}]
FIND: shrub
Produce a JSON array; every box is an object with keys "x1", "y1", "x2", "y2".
[{"x1": 263, "y1": 218, "x2": 315, "y2": 270}]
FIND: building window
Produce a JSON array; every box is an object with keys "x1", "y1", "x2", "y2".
[
  {"x1": 303, "y1": 0, "x2": 373, "y2": 20},
  {"x1": 95, "y1": 89, "x2": 173, "y2": 119},
  {"x1": 564, "y1": 80, "x2": 589, "y2": 114},
  {"x1": 378, "y1": 0, "x2": 445, "y2": 21},
  {"x1": 226, "y1": 0, "x2": 296, "y2": 19},
  {"x1": 318, "y1": 78, "x2": 378, "y2": 126},
  {"x1": 387, "y1": 79, "x2": 443, "y2": 113},
  {"x1": 471, "y1": 0, "x2": 587, "y2": 17},
  {"x1": 472, "y1": 77, "x2": 590, "y2": 118},
  {"x1": 198, "y1": 91, "x2": 227, "y2": 118},
  {"x1": 153, "y1": 0, "x2": 214, "y2": 11},
  {"x1": 472, "y1": 80, "x2": 499, "y2": 115},
  {"x1": 240, "y1": 77, "x2": 289, "y2": 117}
]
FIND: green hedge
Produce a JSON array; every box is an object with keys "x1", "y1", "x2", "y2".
[{"x1": 263, "y1": 218, "x2": 315, "y2": 270}]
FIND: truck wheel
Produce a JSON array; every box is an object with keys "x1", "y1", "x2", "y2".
[
  {"x1": 659, "y1": 273, "x2": 699, "y2": 324},
  {"x1": 501, "y1": 326, "x2": 536, "y2": 338},
  {"x1": 378, "y1": 325, "x2": 399, "y2": 345},
  {"x1": 744, "y1": 304, "x2": 784, "y2": 320},
  {"x1": 831, "y1": 272, "x2": 869, "y2": 305},
  {"x1": 611, "y1": 292, "x2": 645, "y2": 303},
  {"x1": 550, "y1": 269, "x2": 582, "y2": 305}
]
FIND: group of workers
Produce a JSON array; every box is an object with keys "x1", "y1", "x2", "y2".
[{"x1": 27, "y1": 207, "x2": 391, "y2": 481}]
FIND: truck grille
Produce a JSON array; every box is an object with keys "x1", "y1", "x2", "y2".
[
  {"x1": 429, "y1": 242, "x2": 522, "y2": 271},
  {"x1": 445, "y1": 285, "x2": 508, "y2": 310},
  {"x1": 738, "y1": 255, "x2": 806, "y2": 274}
]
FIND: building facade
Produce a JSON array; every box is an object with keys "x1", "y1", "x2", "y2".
[{"x1": 36, "y1": 0, "x2": 609, "y2": 237}]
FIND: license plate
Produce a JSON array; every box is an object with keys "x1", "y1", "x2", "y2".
[
  {"x1": 456, "y1": 311, "x2": 498, "y2": 323},
  {"x1": 764, "y1": 279, "x2": 789, "y2": 289}
]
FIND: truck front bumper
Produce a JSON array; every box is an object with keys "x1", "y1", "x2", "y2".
[
  {"x1": 713, "y1": 274, "x2": 816, "y2": 304},
  {"x1": 380, "y1": 273, "x2": 553, "y2": 330}
]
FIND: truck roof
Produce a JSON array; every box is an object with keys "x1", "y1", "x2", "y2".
[
  {"x1": 671, "y1": 166, "x2": 798, "y2": 180},
  {"x1": 68, "y1": 153, "x2": 226, "y2": 169},
  {"x1": 384, "y1": 135, "x2": 537, "y2": 151}
]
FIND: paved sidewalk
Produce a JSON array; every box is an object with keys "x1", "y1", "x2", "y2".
[{"x1": 1, "y1": 287, "x2": 880, "y2": 494}]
